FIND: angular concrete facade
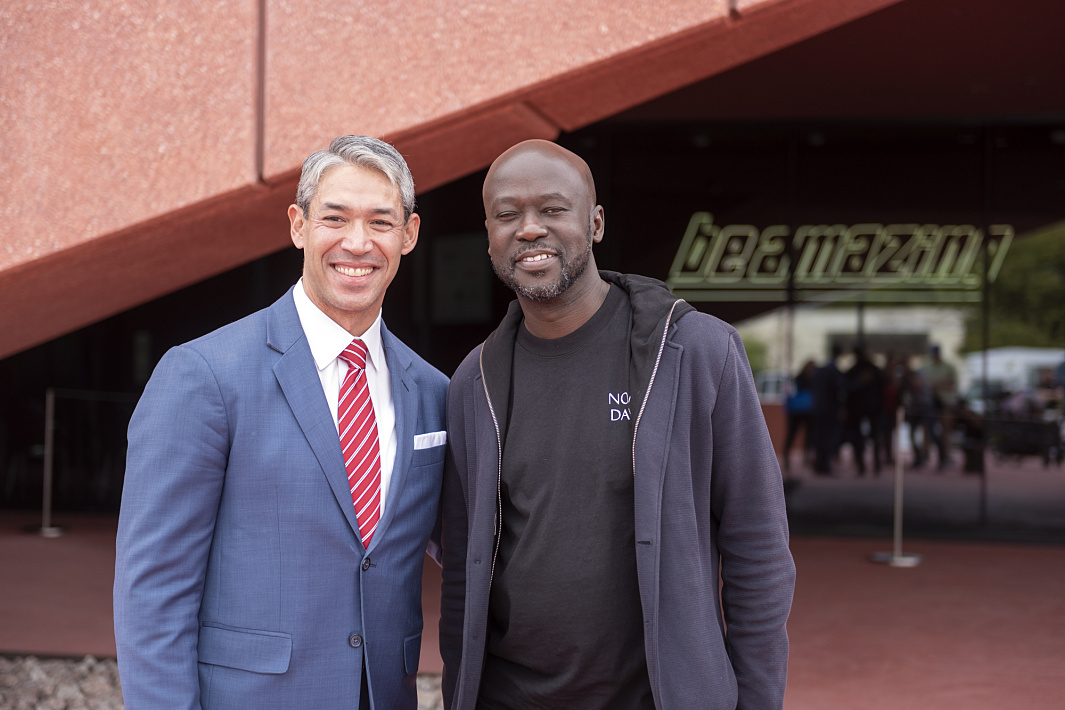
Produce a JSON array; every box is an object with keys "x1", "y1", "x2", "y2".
[{"x1": 0, "y1": 0, "x2": 903, "y2": 359}]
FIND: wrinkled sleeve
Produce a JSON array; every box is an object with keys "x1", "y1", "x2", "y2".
[
  {"x1": 113, "y1": 345, "x2": 229, "y2": 710},
  {"x1": 711, "y1": 329, "x2": 796, "y2": 710}
]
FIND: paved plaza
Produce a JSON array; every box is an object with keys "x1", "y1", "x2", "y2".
[{"x1": 2, "y1": 452, "x2": 1064, "y2": 708}]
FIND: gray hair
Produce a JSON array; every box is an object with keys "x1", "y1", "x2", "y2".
[{"x1": 295, "y1": 135, "x2": 416, "y2": 221}]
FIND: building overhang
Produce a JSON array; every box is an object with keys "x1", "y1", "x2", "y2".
[
  {"x1": 4, "y1": 0, "x2": 1064, "y2": 358},
  {"x1": 0, "y1": 0, "x2": 906, "y2": 359}
]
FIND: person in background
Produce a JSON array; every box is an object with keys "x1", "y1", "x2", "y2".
[
  {"x1": 924, "y1": 344, "x2": 958, "y2": 470},
  {"x1": 783, "y1": 359, "x2": 816, "y2": 473},
  {"x1": 902, "y1": 363, "x2": 933, "y2": 469},
  {"x1": 844, "y1": 346, "x2": 884, "y2": 476},
  {"x1": 810, "y1": 344, "x2": 846, "y2": 475},
  {"x1": 878, "y1": 352, "x2": 904, "y2": 467},
  {"x1": 1034, "y1": 366, "x2": 1063, "y2": 412}
]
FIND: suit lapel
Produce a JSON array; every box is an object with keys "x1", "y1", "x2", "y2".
[
  {"x1": 368, "y1": 323, "x2": 416, "y2": 553},
  {"x1": 267, "y1": 291, "x2": 362, "y2": 541}
]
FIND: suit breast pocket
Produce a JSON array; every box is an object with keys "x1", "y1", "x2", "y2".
[{"x1": 410, "y1": 443, "x2": 445, "y2": 468}]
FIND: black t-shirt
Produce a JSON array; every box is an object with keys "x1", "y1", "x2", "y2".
[{"x1": 478, "y1": 285, "x2": 654, "y2": 710}]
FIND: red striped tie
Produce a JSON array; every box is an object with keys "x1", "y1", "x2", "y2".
[{"x1": 338, "y1": 339, "x2": 382, "y2": 546}]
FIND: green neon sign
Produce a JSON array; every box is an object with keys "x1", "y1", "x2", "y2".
[{"x1": 666, "y1": 213, "x2": 1012, "y2": 303}]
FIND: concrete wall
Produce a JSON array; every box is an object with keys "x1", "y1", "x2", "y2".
[{"x1": 0, "y1": 0, "x2": 904, "y2": 359}]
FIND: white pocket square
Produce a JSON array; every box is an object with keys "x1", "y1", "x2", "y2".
[{"x1": 414, "y1": 431, "x2": 446, "y2": 449}]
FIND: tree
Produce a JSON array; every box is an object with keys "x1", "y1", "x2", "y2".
[
  {"x1": 741, "y1": 334, "x2": 769, "y2": 374},
  {"x1": 962, "y1": 220, "x2": 1065, "y2": 353}
]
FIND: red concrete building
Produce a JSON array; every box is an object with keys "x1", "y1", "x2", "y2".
[{"x1": 1, "y1": 0, "x2": 1063, "y2": 513}]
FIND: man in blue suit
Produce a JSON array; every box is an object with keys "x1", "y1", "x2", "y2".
[{"x1": 114, "y1": 135, "x2": 449, "y2": 709}]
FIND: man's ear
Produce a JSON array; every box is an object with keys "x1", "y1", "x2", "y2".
[
  {"x1": 288, "y1": 204, "x2": 306, "y2": 249},
  {"x1": 591, "y1": 205, "x2": 605, "y2": 244},
  {"x1": 401, "y1": 213, "x2": 421, "y2": 255}
]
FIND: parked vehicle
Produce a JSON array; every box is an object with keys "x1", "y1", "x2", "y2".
[
  {"x1": 755, "y1": 369, "x2": 789, "y2": 405},
  {"x1": 962, "y1": 347, "x2": 1064, "y2": 394}
]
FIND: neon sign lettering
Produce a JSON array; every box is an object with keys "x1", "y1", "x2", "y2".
[{"x1": 666, "y1": 213, "x2": 1013, "y2": 303}]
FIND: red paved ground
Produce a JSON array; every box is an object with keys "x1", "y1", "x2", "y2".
[
  {"x1": 2, "y1": 510, "x2": 1064, "y2": 707},
  {"x1": 784, "y1": 537, "x2": 1065, "y2": 709}
]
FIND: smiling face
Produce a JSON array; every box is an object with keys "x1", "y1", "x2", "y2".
[
  {"x1": 483, "y1": 142, "x2": 604, "y2": 303},
  {"x1": 289, "y1": 163, "x2": 419, "y2": 335}
]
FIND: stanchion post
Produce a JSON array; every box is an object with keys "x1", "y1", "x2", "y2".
[
  {"x1": 40, "y1": 387, "x2": 64, "y2": 538},
  {"x1": 871, "y1": 405, "x2": 921, "y2": 567}
]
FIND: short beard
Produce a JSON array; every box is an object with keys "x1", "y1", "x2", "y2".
[{"x1": 493, "y1": 236, "x2": 593, "y2": 302}]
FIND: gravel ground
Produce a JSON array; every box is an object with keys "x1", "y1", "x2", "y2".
[
  {"x1": 0, "y1": 656, "x2": 443, "y2": 709},
  {"x1": 0, "y1": 656, "x2": 122, "y2": 710}
]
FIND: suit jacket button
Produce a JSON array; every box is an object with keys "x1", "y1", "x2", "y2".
[
  {"x1": 349, "y1": 634, "x2": 363, "y2": 648},
  {"x1": 361, "y1": 557, "x2": 371, "y2": 571}
]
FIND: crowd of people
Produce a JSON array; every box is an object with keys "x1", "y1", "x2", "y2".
[{"x1": 782, "y1": 343, "x2": 972, "y2": 475}]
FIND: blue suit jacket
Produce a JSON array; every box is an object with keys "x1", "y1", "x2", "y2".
[{"x1": 114, "y1": 289, "x2": 449, "y2": 709}]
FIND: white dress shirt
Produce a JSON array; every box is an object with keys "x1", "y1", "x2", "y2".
[{"x1": 292, "y1": 279, "x2": 397, "y2": 516}]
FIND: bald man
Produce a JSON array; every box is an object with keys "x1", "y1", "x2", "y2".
[{"x1": 438, "y1": 140, "x2": 795, "y2": 710}]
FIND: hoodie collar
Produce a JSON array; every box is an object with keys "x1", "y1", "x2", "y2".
[{"x1": 480, "y1": 271, "x2": 694, "y2": 434}]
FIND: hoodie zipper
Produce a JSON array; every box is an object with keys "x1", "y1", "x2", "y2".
[
  {"x1": 478, "y1": 346, "x2": 504, "y2": 590},
  {"x1": 477, "y1": 297, "x2": 680, "y2": 596},
  {"x1": 629, "y1": 298, "x2": 681, "y2": 704},
  {"x1": 632, "y1": 299, "x2": 682, "y2": 474}
]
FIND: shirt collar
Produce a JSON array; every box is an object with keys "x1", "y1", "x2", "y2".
[{"x1": 292, "y1": 278, "x2": 386, "y2": 372}]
